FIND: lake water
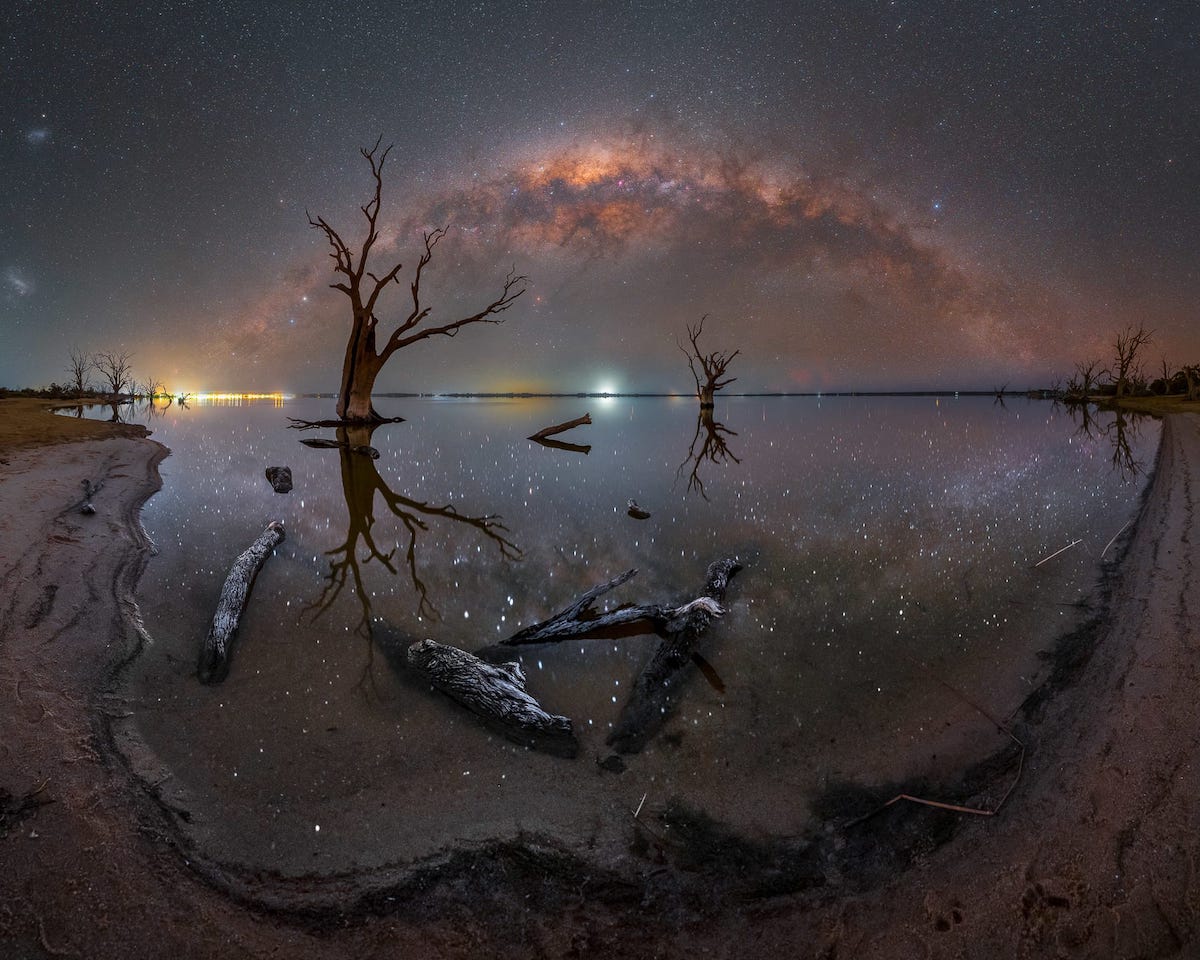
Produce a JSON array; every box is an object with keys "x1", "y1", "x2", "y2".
[{"x1": 66, "y1": 396, "x2": 1157, "y2": 876}]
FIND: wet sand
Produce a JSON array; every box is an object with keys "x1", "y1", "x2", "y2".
[{"x1": 1, "y1": 397, "x2": 1198, "y2": 958}]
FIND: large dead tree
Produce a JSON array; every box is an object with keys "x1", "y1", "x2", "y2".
[
  {"x1": 66, "y1": 348, "x2": 94, "y2": 396},
  {"x1": 678, "y1": 316, "x2": 739, "y2": 408},
  {"x1": 1110, "y1": 325, "x2": 1152, "y2": 399},
  {"x1": 95, "y1": 351, "x2": 134, "y2": 396},
  {"x1": 308, "y1": 138, "x2": 528, "y2": 422}
]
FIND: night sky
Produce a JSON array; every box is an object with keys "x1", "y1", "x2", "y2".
[{"x1": 2, "y1": 1, "x2": 1197, "y2": 394}]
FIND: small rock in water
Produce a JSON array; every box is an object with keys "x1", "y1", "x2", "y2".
[
  {"x1": 265, "y1": 466, "x2": 293, "y2": 493},
  {"x1": 627, "y1": 499, "x2": 651, "y2": 520},
  {"x1": 597, "y1": 754, "x2": 627, "y2": 774}
]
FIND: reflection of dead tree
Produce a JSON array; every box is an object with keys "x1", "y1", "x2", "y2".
[
  {"x1": 678, "y1": 316, "x2": 739, "y2": 408},
  {"x1": 1069, "y1": 404, "x2": 1144, "y2": 480},
  {"x1": 305, "y1": 425, "x2": 521, "y2": 636},
  {"x1": 676, "y1": 408, "x2": 741, "y2": 499},
  {"x1": 1103, "y1": 410, "x2": 1144, "y2": 480}
]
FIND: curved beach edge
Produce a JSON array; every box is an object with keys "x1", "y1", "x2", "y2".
[{"x1": 1, "y1": 405, "x2": 1197, "y2": 957}]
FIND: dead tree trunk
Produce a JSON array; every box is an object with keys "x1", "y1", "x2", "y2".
[
  {"x1": 308, "y1": 139, "x2": 527, "y2": 424},
  {"x1": 678, "y1": 316, "x2": 739, "y2": 409},
  {"x1": 407, "y1": 639, "x2": 577, "y2": 757},
  {"x1": 198, "y1": 521, "x2": 286, "y2": 684},
  {"x1": 607, "y1": 557, "x2": 742, "y2": 754}
]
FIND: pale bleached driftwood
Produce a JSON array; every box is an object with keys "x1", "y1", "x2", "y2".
[
  {"x1": 198, "y1": 520, "x2": 285, "y2": 685},
  {"x1": 528, "y1": 412, "x2": 591, "y2": 442},
  {"x1": 407, "y1": 639, "x2": 577, "y2": 757}
]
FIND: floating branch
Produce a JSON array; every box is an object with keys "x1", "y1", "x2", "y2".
[
  {"x1": 529, "y1": 412, "x2": 591, "y2": 442},
  {"x1": 407, "y1": 639, "x2": 577, "y2": 757},
  {"x1": 627, "y1": 499, "x2": 651, "y2": 520},
  {"x1": 198, "y1": 521, "x2": 285, "y2": 684}
]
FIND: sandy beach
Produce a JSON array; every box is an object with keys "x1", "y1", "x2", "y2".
[{"x1": 2, "y1": 397, "x2": 1198, "y2": 958}]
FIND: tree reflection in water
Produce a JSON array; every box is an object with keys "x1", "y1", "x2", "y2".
[
  {"x1": 1068, "y1": 403, "x2": 1146, "y2": 480},
  {"x1": 676, "y1": 407, "x2": 741, "y2": 499},
  {"x1": 306, "y1": 424, "x2": 521, "y2": 641}
]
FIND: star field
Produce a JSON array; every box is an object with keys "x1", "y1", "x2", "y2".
[{"x1": 1, "y1": 1, "x2": 1196, "y2": 392}]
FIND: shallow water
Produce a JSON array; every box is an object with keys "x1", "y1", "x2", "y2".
[{"x1": 68, "y1": 396, "x2": 1157, "y2": 874}]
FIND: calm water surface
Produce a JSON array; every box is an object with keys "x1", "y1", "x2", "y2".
[{"x1": 70, "y1": 396, "x2": 1157, "y2": 874}]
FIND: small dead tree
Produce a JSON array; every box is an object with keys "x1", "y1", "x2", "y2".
[
  {"x1": 95, "y1": 351, "x2": 134, "y2": 396},
  {"x1": 1110, "y1": 325, "x2": 1153, "y2": 399},
  {"x1": 1185, "y1": 365, "x2": 1200, "y2": 402},
  {"x1": 678, "y1": 316, "x2": 739, "y2": 408},
  {"x1": 1067, "y1": 358, "x2": 1104, "y2": 401},
  {"x1": 308, "y1": 138, "x2": 528, "y2": 423},
  {"x1": 66, "y1": 348, "x2": 94, "y2": 396}
]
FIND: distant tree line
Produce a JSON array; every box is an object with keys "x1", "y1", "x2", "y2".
[
  {"x1": 0, "y1": 348, "x2": 176, "y2": 402},
  {"x1": 1062, "y1": 324, "x2": 1200, "y2": 403}
]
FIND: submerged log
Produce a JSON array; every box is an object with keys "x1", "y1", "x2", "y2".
[
  {"x1": 407, "y1": 639, "x2": 577, "y2": 757},
  {"x1": 287, "y1": 415, "x2": 404, "y2": 430},
  {"x1": 607, "y1": 557, "x2": 742, "y2": 754},
  {"x1": 298, "y1": 437, "x2": 380, "y2": 458},
  {"x1": 198, "y1": 520, "x2": 286, "y2": 685},
  {"x1": 528, "y1": 412, "x2": 591, "y2": 442}
]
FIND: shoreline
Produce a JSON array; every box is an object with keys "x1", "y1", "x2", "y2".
[{"x1": 1, "y1": 402, "x2": 1198, "y2": 957}]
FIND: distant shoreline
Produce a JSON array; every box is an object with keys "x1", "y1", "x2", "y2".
[{"x1": 298, "y1": 389, "x2": 1044, "y2": 399}]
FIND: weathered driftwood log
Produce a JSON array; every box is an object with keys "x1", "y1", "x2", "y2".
[
  {"x1": 528, "y1": 412, "x2": 591, "y2": 442},
  {"x1": 407, "y1": 639, "x2": 577, "y2": 757},
  {"x1": 264, "y1": 466, "x2": 293, "y2": 493},
  {"x1": 298, "y1": 437, "x2": 380, "y2": 458},
  {"x1": 607, "y1": 557, "x2": 742, "y2": 754},
  {"x1": 198, "y1": 521, "x2": 286, "y2": 685}
]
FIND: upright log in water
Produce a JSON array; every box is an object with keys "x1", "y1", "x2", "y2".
[
  {"x1": 407, "y1": 639, "x2": 577, "y2": 757},
  {"x1": 198, "y1": 520, "x2": 286, "y2": 685},
  {"x1": 607, "y1": 557, "x2": 741, "y2": 754}
]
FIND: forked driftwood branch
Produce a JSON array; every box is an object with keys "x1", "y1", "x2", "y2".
[{"x1": 198, "y1": 521, "x2": 285, "y2": 684}]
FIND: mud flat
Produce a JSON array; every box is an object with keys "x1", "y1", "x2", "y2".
[{"x1": 1, "y1": 401, "x2": 1198, "y2": 958}]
